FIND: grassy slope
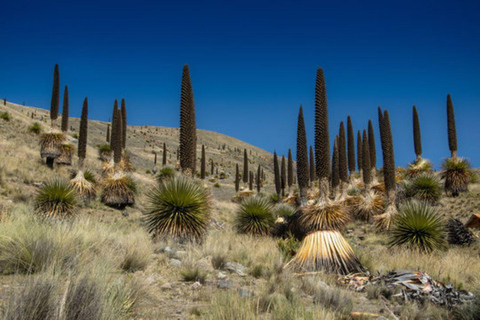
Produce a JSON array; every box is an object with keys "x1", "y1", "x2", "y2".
[{"x1": 0, "y1": 101, "x2": 480, "y2": 319}]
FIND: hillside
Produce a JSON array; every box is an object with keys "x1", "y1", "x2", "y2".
[{"x1": 0, "y1": 100, "x2": 480, "y2": 319}]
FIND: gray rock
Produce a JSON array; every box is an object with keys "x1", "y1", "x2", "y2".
[
  {"x1": 217, "y1": 279, "x2": 235, "y2": 289},
  {"x1": 217, "y1": 271, "x2": 227, "y2": 279},
  {"x1": 164, "y1": 246, "x2": 173, "y2": 254},
  {"x1": 225, "y1": 261, "x2": 247, "y2": 276},
  {"x1": 170, "y1": 259, "x2": 182, "y2": 267},
  {"x1": 237, "y1": 288, "x2": 254, "y2": 298}
]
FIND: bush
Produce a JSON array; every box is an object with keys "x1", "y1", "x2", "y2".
[
  {"x1": 101, "y1": 175, "x2": 136, "y2": 208},
  {"x1": 404, "y1": 173, "x2": 442, "y2": 204},
  {"x1": 1, "y1": 112, "x2": 11, "y2": 121},
  {"x1": 274, "y1": 203, "x2": 296, "y2": 218},
  {"x1": 180, "y1": 266, "x2": 207, "y2": 284},
  {"x1": 156, "y1": 166, "x2": 175, "y2": 182},
  {"x1": 441, "y1": 158, "x2": 471, "y2": 196},
  {"x1": 28, "y1": 122, "x2": 42, "y2": 134},
  {"x1": 144, "y1": 177, "x2": 211, "y2": 241},
  {"x1": 389, "y1": 201, "x2": 447, "y2": 253},
  {"x1": 34, "y1": 179, "x2": 77, "y2": 218},
  {"x1": 235, "y1": 196, "x2": 274, "y2": 236},
  {"x1": 214, "y1": 182, "x2": 220, "y2": 188},
  {"x1": 70, "y1": 170, "x2": 96, "y2": 184}
]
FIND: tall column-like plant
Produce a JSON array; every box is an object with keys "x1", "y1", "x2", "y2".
[
  {"x1": 412, "y1": 105, "x2": 422, "y2": 161},
  {"x1": 50, "y1": 64, "x2": 60, "y2": 129},
  {"x1": 179, "y1": 64, "x2": 197, "y2": 175},
  {"x1": 357, "y1": 130, "x2": 363, "y2": 179},
  {"x1": 243, "y1": 149, "x2": 249, "y2": 187},
  {"x1": 287, "y1": 148, "x2": 293, "y2": 192},
  {"x1": 200, "y1": 145, "x2": 206, "y2": 180},
  {"x1": 274, "y1": 151, "x2": 281, "y2": 196},
  {"x1": 347, "y1": 116, "x2": 356, "y2": 176},
  {"x1": 314, "y1": 67, "x2": 330, "y2": 204},
  {"x1": 121, "y1": 98, "x2": 127, "y2": 151},
  {"x1": 112, "y1": 108, "x2": 123, "y2": 170},
  {"x1": 446, "y1": 94, "x2": 457, "y2": 159},
  {"x1": 281, "y1": 155, "x2": 286, "y2": 197},
  {"x1": 235, "y1": 163, "x2": 240, "y2": 192},
  {"x1": 78, "y1": 98, "x2": 88, "y2": 170},
  {"x1": 297, "y1": 105, "x2": 309, "y2": 205},
  {"x1": 61, "y1": 85, "x2": 69, "y2": 133},
  {"x1": 331, "y1": 137, "x2": 340, "y2": 198},
  {"x1": 309, "y1": 146, "x2": 315, "y2": 185},
  {"x1": 256, "y1": 165, "x2": 261, "y2": 193},
  {"x1": 375, "y1": 108, "x2": 397, "y2": 230},
  {"x1": 338, "y1": 122, "x2": 348, "y2": 199},
  {"x1": 368, "y1": 119, "x2": 377, "y2": 182},
  {"x1": 110, "y1": 100, "x2": 119, "y2": 150},
  {"x1": 163, "y1": 142, "x2": 167, "y2": 166},
  {"x1": 106, "y1": 123, "x2": 110, "y2": 143}
]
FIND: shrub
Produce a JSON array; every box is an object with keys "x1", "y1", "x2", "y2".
[
  {"x1": 97, "y1": 144, "x2": 112, "y2": 154},
  {"x1": 404, "y1": 173, "x2": 442, "y2": 204},
  {"x1": 34, "y1": 179, "x2": 77, "y2": 218},
  {"x1": 156, "y1": 166, "x2": 175, "y2": 182},
  {"x1": 269, "y1": 193, "x2": 280, "y2": 204},
  {"x1": 389, "y1": 201, "x2": 447, "y2": 253},
  {"x1": 213, "y1": 182, "x2": 220, "y2": 188},
  {"x1": 144, "y1": 177, "x2": 211, "y2": 241},
  {"x1": 1, "y1": 112, "x2": 11, "y2": 121},
  {"x1": 277, "y1": 236, "x2": 301, "y2": 259},
  {"x1": 29, "y1": 122, "x2": 42, "y2": 134},
  {"x1": 70, "y1": 170, "x2": 96, "y2": 184},
  {"x1": 274, "y1": 203, "x2": 296, "y2": 218},
  {"x1": 180, "y1": 266, "x2": 207, "y2": 284},
  {"x1": 235, "y1": 196, "x2": 275, "y2": 236},
  {"x1": 2, "y1": 275, "x2": 56, "y2": 320},
  {"x1": 441, "y1": 158, "x2": 471, "y2": 196},
  {"x1": 211, "y1": 254, "x2": 226, "y2": 270}
]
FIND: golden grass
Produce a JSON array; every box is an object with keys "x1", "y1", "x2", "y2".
[
  {"x1": 101, "y1": 174, "x2": 135, "y2": 208},
  {"x1": 346, "y1": 190, "x2": 385, "y2": 221},
  {"x1": 39, "y1": 132, "x2": 65, "y2": 158},
  {"x1": 70, "y1": 171, "x2": 97, "y2": 201},
  {"x1": 298, "y1": 204, "x2": 350, "y2": 232}
]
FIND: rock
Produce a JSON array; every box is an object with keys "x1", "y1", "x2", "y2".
[
  {"x1": 217, "y1": 271, "x2": 227, "y2": 279},
  {"x1": 170, "y1": 259, "x2": 182, "y2": 267},
  {"x1": 191, "y1": 282, "x2": 202, "y2": 289},
  {"x1": 237, "y1": 288, "x2": 254, "y2": 298},
  {"x1": 225, "y1": 261, "x2": 247, "y2": 276},
  {"x1": 160, "y1": 282, "x2": 172, "y2": 290},
  {"x1": 217, "y1": 279, "x2": 235, "y2": 289}
]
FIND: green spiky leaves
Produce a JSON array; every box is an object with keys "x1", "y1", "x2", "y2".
[
  {"x1": 404, "y1": 173, "x2": 441, "y2": 204},
  {"x1": 235, "y1": 196, "x2": 275, "y2": 236},
  {"x1": 389, "y1": 201, "x2": 447, "y2": 253},
  {"x1": 35, "y1": 179, "x2": 78, "y2": 218},
  {"x1": 441, "y1": 158, "x2": 471, "y2": 196},
  {"x1": 144, "y1": 177, "x2": 211, "y2": 241}
]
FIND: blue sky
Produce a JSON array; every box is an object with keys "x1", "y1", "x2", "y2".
[{"x1": 1, "y1": 0, "x2": 479, "y2": 167}]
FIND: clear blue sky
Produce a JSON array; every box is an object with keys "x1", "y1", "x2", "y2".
[{"x1": 1, "y1": 0, "x2": 479, "y2": 168}]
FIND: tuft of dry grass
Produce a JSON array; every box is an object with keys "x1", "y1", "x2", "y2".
[{"x1": 298, "y1": 204, "x2": 350, "y2": 232}]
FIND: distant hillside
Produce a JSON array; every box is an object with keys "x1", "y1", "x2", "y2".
[{"x1": 0, "y1": 100, "x2": 279, "y2": 201}]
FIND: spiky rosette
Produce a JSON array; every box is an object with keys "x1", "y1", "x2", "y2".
[
  {"x1": 144, "y1": 177, "x2": 211, "y2": 241},
  {"x1": 70, "y1": 170, "x2": 97, "y2": 201},
  {"x1": 35, "y1": 179, "x2": 77, "y2": 218},
  {"x1": 388, "y1": 201, "x2": 447, "y2": 253},
  {"x1": 404, "y1": 173, "x2": 441, "y2": 204},
  {"x1": 406, "y1": 158, "x2": 433, "y2": 178},
  {"x1": 40, "y1": 132, "x2": 65, "y2": 158},
  {"x1": 298, "y1": 204, "x2": 350, "y2": 232},
  {"x1": 101, "y1": 174, "x2": 136, "y2": 208},
  {"x1": 55, "y1": 143, "x2": 74, "y2": 165},
  {"x1": 441, "y1": 158, "x2": 471, "y2": 196},
  {"x1": 287, "y1": 231, "x2": 364, "y2": 274},
  {"x1": 235, "y1": 196, "x2": 275, "y2": 236},
  {"x1": 347, "y1": 190, "x2": 385, "y2": 221}
]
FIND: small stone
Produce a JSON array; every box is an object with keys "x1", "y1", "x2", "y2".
[
  {"x1": 217, "y1": 271, "x2": 227, "y2": 279},
  {"x1": 164, "y1": 247, "x2": 173, "y2": 254},
  {"x1": 170, "y1": 259, "x2": 182, "y2": 267},
  {"x1": 217, "y1": 279, "x2": 235, "y2": 289},
  {"x1": 225, "y1": 261, "x2": 247, "y2": 276},
  {"x1": 160, "y1": 283, "x2": 172, "y2": 290},
  {"x1": 237, "y1": 288, "x2": 254, "y2": 298}
]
